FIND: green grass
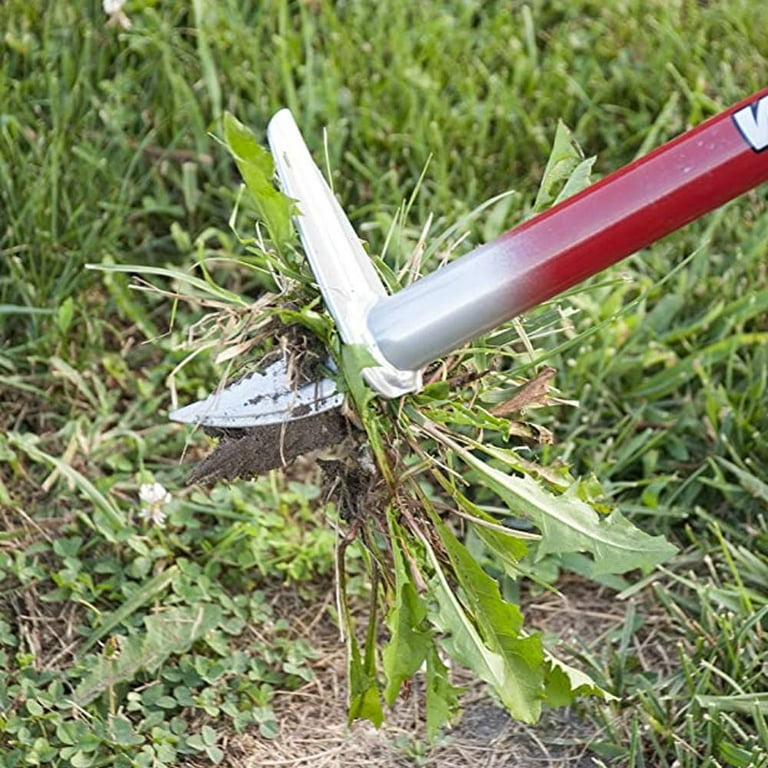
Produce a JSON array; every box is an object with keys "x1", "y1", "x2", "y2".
[{"x1": 1, "y1": 0, "x2": 767, "y2": 766}]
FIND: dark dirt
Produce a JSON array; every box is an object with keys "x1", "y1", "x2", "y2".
[
  {"x1": 186, "y1": 407, "x2": 352, "y2": 485},
  {"x1": 183, "y1": 321, "x2": 358, "y2": 485},
  {"x1": 316, "y1": 453, "x2": 383, "y2": 521}
]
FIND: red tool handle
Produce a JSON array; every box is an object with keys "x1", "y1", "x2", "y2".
[
  {"x1": 368, "y1": 87, "x2": 768, "y2": 371},
  {"x1": 496, "y1": 85, "x2": 768, "y2": 301}
]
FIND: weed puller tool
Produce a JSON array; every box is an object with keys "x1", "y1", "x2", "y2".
[{"x1": 171, "y1": 87, "x2": 768, "y2": 439}]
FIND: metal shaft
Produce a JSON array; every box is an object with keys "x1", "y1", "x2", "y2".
[{"x1": 367, "y1": 87, "x2": 768, "y2": 372}]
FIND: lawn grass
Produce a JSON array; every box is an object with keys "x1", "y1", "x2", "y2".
[{"x1": 1, "y1": 0, "x2": 766, "y2": 765}]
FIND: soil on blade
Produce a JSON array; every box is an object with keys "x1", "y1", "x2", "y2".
[{"x1": 186, "y1": 407, "x2": 351, "y2": 485}]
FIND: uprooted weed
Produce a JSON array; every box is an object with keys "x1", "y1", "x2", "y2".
[{"x1": 3, "y1": 1, "x2": 766, "y2": 764}]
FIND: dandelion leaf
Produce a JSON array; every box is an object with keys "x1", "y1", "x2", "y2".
[
  {"x1": 223, "y1": 112, "x2": 294, "y2": 246},
  {"x1": 454, "y1": 489, "x2": 528, "y2": 572},
  {"x1": 429, "y1": 514, "x2": 545, "y2": 722},
  {"x1": 74, "y1": 604, "x2": 222, "y2": 705},
  {"x1": 347, "y1": 624, "x2": 384, "y2": 727},
  {"x1": 382, "y1": 536, "x2": 432, "y2": 706},
  {"x1": 531, "y1": 120, "x2": 595, "y2": 214},
  {"x1": 543, "y1": 654, "x2": 607, "y2": 708},
  {"x1": 425, "y1": 645, "x2": 462, "y2": 740},
  {"x1": 457, "y1": 445, "x2": 677, "y2": 575}
]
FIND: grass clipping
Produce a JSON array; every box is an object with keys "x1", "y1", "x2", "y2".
[{"x1": 163, "y1": 113, "x2": 678, "y2": 735}]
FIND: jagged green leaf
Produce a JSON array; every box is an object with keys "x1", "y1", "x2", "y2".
[
  {"x1": 427, "y1": 563, "x2": 524, "y2": 716},
  {"x1": 382, "y1": 531, "x2": 432, "y2": 705},
  {"x1": 532, "y1": 120, "x2": 593, "y2": 213},
  {"x1": 543, "y1": 653, "x2": 607, "y2": 708},
  {"x1": 223, "y1": 112, "x2": 294, "y2": 246},
  {"x1": 339, "y1": 343, "x2": 379, "y2": 412},
  {"x1": 74, "y1": 604, "x2": 222, "y2": 705},
  {"x1": 425, "y1": 645, "x2": 462, "y2": 741},
  {"x1": 453, "y1": 487, "x2": 529, "y2": 572},
  {"x1": 347, "y1": 618, "x2": 384, "y2": 727},
  {"x1": 454, "y1": 440, "x2": 677, "y2": 575},
  {"x1": 554, "y1": 155, "x2": 596, "y2": 205},
  {"x1": 430, "y1": 513, "x2": 545, "y2": 722}
]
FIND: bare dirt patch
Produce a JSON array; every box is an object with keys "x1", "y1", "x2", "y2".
[{"x1": 201, "y1": 580, "x2": 634, "y2": 768}]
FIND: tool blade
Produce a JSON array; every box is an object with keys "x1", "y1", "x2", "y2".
[{"x1": 168, "y1": 356, "x2": 343, "y2": 429}]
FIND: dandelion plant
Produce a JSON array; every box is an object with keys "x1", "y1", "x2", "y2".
[{"x1": 144, "y1": 112, "x2": 678, "y2": 734}]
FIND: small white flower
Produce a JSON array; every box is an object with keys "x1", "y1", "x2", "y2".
[
  {"x1": 103, "y1": 0, "x2": 132, "y2": 29},
  {"x1": 138, "y1": 482, "x2": 172, "y2": 526},
  {"x1": 139, "y1": 482, "x2": 171, "y2": 506}
]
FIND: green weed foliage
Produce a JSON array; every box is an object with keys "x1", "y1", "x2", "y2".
[
  {"x1": 1, "y1": 1, "x2": 766, "y2": 766},
  {"x1": 217, "y1": 114, "x2": 680, "y2": 728}
]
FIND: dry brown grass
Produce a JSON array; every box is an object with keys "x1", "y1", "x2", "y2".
[{"x1": 189, "y1": 578, "x2": 642, "y2": 768}]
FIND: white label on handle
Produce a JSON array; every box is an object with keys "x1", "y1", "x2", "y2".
[{"x1": 732, "y1": 95, "x2": 768, "y2": 152}]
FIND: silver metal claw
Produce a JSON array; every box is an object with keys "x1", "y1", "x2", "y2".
[
  {"x1": 168, "y1": 356, "x2": 343, "y2": 429},
  {"x1": 266, "y1": 109, "x2": 422, "y2": 398},
  {"x1": 171, "y1": 110, "x2": 422, "y2": 430}
]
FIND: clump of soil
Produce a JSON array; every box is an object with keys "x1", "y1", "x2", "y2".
[
  {"x1": 186, "y1": 407, "x2": 352, "y2": 485},
  {"x1": 184, "y1": 321, "x2": 364, "y2": 485}
]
